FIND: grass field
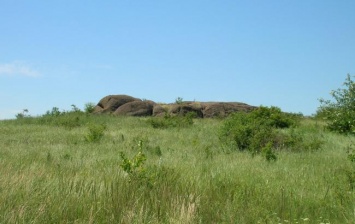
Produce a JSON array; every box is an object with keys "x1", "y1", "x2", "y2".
[{"x1": 0, "y1": 113, "x2": 354, "y2": 223}]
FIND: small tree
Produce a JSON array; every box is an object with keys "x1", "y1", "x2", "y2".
[{"x1": 318, "y1": 74, "x2": 355, "y2": 134}]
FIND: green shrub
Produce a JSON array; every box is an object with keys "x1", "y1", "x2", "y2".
[
  {"x1": 119, "y1": 140, "x2": 155, "y2": 187},
  {"x1": 84, "y1": 102, "x2": 96, "y2": 113},
  {"x1": 262, "y1": 142, "x2": 277, "y2": 161},
  {"x1": 36, "y1": 112, "x2": 84, "y2": 129},
  {"x1": 15, "y1": 109, "x2": 30, "y2": 119},
  {"x1": 119, "y1": 151, "x2": 147, "y2": 179},
  {"x1": 273, "y1": 129, "x2": 323, "y2": 152},
  {"x1": 175, "y1": 97, "x2": 184, "y2": 104},
  {"x1": 250, "y1": 106, "x2": 300, "y2": 128},
  {"x1": 44, "y1": 107, "x2": 63, "y2": 117},
  {"x1": 219, "y1": 106, "x2": 312, "y2": 154},
  {"x1": 318, "y1": 74, "x2": 355, "y2": 134},
  {"x1": 219, "y1": 111, "x2": 275, "y2": 152},
  {"x1": 148, "y1": 112, "x2": 194, "y2": 129},
  {"x1": 84, "y1": 123, "x2": 106, "y2": 142}
]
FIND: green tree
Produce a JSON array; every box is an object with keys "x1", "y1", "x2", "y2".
[{"x1": 318, "y1": 74, "x2": 355, "y2": 134}]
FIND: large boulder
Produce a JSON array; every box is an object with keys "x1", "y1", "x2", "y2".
[
  {"x1": 202, "y1": 102, "x2": 256, "y2": 118},
  {"x1": 152, "y1": 104, "x2": 167, "y2": 117},
  {"x1": 92, "y1": 94, "x2": 257, "y2": 118},
  {"x1": 93, "y1": 95, "x2": 140, "y2": 114},
  {"x1": 113, "y1": 100, "x2": 155, "y2": 116},
  {"x1": 169, "y1": 103, "x2": 203, "y2": 118}
]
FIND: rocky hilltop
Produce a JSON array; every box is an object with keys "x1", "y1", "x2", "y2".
[{"x1": 93, "y1": 95, "x2": 256, "y2": 118}]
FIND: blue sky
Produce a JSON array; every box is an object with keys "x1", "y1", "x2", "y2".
[{"x1": 1, "y1": 1, "x2": 354, "y2": 119}]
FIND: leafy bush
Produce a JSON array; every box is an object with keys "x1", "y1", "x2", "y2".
[
  {"x1": 220, "y1": 111, "x2": 272, "y2": 152},
  {"x1": 84, "y1": 123, "x2": 106, "y2": 142},
  {"x1": 219, "y1": 106, "x2": 314, "y2": 154},
  {"x1": 273, "y1": 128, "x2": 323, "y2": 152},
  {"x1": 249, "y1": 106, "x2": 300, "y2": 128},
  {"x1": 175, "y1": 97, "x2": 184, "y2": 104},
  {"x1": 15, "y1": 109, "x2": 30, "y2": 119},
  {"x1": 119, "y1": 151, "x2": 147, "y2": 179},
  {"x1": 37, "y1": 110, "x2": 83, "y2": 129},
  {"x1": 84, "y1": 102, "x2": 96, "y2": 113},
  {"x1": 318, "y1": 74, "x2": 355, "y2": 134},
  {"x1": 44, "y1": 107, "x2": 63, "y2": 117},
  {"x1": 262, "y1": 142, "x2": 277, "y2": 161},
  {"x1": 119, "y1": 140, "x2": 154, "y2": 187}
]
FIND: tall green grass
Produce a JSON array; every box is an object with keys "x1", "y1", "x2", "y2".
[{"x1": 0, "y1": 114, "x2": 354, "y2": 223}]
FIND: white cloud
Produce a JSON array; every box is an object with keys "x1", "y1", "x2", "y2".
[{"x1": 0, "y1": 61, "x2": 41, "y2": 77}]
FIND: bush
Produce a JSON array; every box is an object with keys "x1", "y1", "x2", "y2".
[
  {"x1": 219, "y1": 111, "x2": 276, "y2": 153},
  {"x1": 318, "y1": 74, "x2": 355, "y2": 134},
  {"x1": 84, "y1": 123, "x2": 106, "y2": 143},
  {"x1": 219, "y1": 106, "x2": 305, "y2": 154},
  {"x1": 36, "y1": 107, "x2": 84, "y2": 129},
  {"x1": 148, "y1": 112, "x2": 195, "y2": 129},
  {"x1": 15, "y1": 109, "x2": 30, "y2": 119},
  {"x1": 249, "y1": 106, "x2": 300, "y2": 128},
  {"x1": 84, "y1": 102, "x2": 96, "y2": 113}
]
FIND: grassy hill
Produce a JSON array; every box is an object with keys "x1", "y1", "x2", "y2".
[{"x1": 0, "y1": 112, "x2": 354, "y2": 223}]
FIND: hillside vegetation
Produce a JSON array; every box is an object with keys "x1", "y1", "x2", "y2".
[
  {"x1": 0, "y1": 109, "x2": 355, "y2": 223},
  {"x1": 1, "y1": 75, "x2": 354, "y2": 223}
]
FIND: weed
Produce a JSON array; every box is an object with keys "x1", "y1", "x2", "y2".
[
  {"x1": 119, "y1": 151, "x2": 147, "y2": 178},
  {"x1": 345, "y1": 142, "x2": 355, "y2": 190},
  {"x1": 15, "y1": 109, "x2": 30, "y2": 119},
  {"x1": 151, "y1": 146, "x2": 162, "y2": 157},
  {"x1": 204, "y1": 145, "x2": 213, "y2": 159},
  {"x1": 119, "y1": 140, "x2": 151, "y2": 186},
  {"x1": 262, "y1": 142, "x2": 277, "y2": 162},
  {"x1": 44, "y1": 107, "x2": 63, "y2": 117},
  {"x1": 46, "y1": 152, "x2": 53, "y2": 163},
  {"x1": 84, "y1": 124, "x2": 106, "y2": 143},
  {"x1": 175, "y1": 97, "x2": 184, "y2": 104},
  {"x1": 70, "y1": 104, "x2": 81, "y2": 113},
  {"x1": 84, "y1": 102, "x2": 96, "y2": 114}
]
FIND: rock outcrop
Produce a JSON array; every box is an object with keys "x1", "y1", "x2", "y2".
[
  {"x1": 93, "y1": 94, "x2": 256, "y2": 118},
  {"x1": 93, "y1": 95, "x2": 140, "y2": 114},
  {"x1": 113, "y1": 100, "x2": 155, "y2": 116},
  {"x1": 201, "y1": 102, "x2": 254, "y2": 118}
]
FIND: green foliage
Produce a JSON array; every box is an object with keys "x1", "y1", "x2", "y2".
[
  {"x1": 119, "y1": 151, "x2": 147, "y2": 177},
  {"x1": 219, "y1": 106, "x2": 299, "y2": 153},
  {"x1": 273, "y1": 128, "x2": 324, "y2": 152},
  {"x1": 84, "y1": 102, "x2": 96, "y2": 113},
  {"x1": 37, "y1": 112, "x2": 83, "y2": 129},
  {"x1": 70, "y1": 104, "x2": 81, "y2": 113},
  {"x1": 345, "y1": 142, "x2": 355, "y2": 190},
  {"x1": 148, "y1": 112, "x2": 195, "y2": 129},
  {"x1": 15, "y1": 109, "x2": 30, "y2": 119},
  {"x1": 318, "y1": 74, "x2": 355, "y2": 134},
  {"x1": 84, "y1": 123, "x2": 106, "y2": 143},
  {"x1": 175, "y1": 97, "x2": 184, "y2": 104},
  {"x1": 1, "y1": 112, "x2": 355, "y2": 223},
  {"x1": 250, "y1": 106, "x2": 300, "y2": 128},
  {"x1": 119, "y1": 140, "x2": 155, "y2": 187},
  {"x1": 219, "y1": 112, "x2": 273, "y2": 152},
  {"x1": 44, "y1": 107, "x2": 63, "y2": 117},
  {"x1": 262, "y1": 142, "x2": 277, "y2": 161},
  {"x1": 219, "y1": 106, "x2": 316, "y2": 154}
]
